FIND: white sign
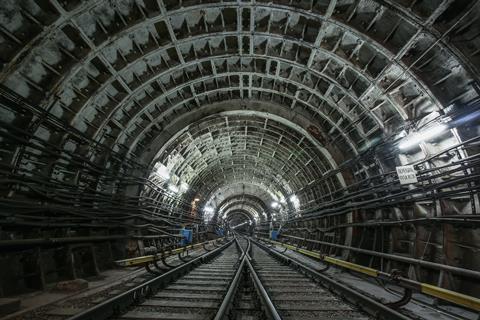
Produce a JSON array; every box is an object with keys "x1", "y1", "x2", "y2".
[{"x1": 396, "y1": 165, "x2": 417, "y2": 185}]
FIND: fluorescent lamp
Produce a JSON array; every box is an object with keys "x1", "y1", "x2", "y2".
[
  {"x1": 290, "y1": 194, "x2": 300, "y2": 209},
  {"x1": 179, "y1": 182, "x2": 189, "y2": 192},
  {"x1": 399, "y1": 124, "x2": 447, "y2": 150},
  {"x1": 168, "y1": 184, "x2": 179, "y2": 193},
  {"x1": 156, "y1": 164, "x2": 170, "y2": 179},
  {"x1": 204, "y1": 206, "x2": 214, "y2": 213}
]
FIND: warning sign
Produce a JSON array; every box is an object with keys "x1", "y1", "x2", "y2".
[{"x1": 396, "y1": 165, "x2": 417, "y2": 185}]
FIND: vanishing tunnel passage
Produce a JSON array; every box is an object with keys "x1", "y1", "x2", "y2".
[{"x1": 0, "y1": 0, "x2": 479, "y2": 319}]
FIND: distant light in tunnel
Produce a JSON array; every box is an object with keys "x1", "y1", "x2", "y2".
[
  {"x1": 168, "y1": 184, "x2": 179, "y2": 193},
  {"x1": 290, "y1": 194, "x2": 300, "y2": 209},
  {"x1": 156, "y1": 164, "x2": 170, "y2": 180},
  {"x1": 398, "y1": 124, "x2": 448, "y2": 150},
  {"x1": 179, "y1": 182, "x2": 189, "y2": 192},
  {"x1": 204, "y1": 206, "x2": 214, "y2": 213}
]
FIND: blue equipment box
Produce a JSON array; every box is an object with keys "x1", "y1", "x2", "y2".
[
  {"x1": 270, "y1": 230, "x2": 279, "y2": 240},
  {"x1": 180, "y1": 228, "x2": 192, "y2": 246}
]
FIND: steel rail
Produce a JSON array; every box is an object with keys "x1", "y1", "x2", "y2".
[
  {"x1": 252, "y1": 238, "x2": 410, "y2": 320},
  {"x1": 213, "y1": 237, "x2": 248, "y2": 320},
  {"x1": 260, "y1": 238, "x2": 480, "y2": 312},
  {"x1": 215, "y1": 235, "x2": 282, "y2": 320},
  {"x1": 234, "y1": 236, "x2": 282, "y2": 320},
  {"x1": 67, "y1": 238, "x2": 233, "y2": 320},
  {"x1": 244, "y1": 253, "x2": 282, "y2": 320}
]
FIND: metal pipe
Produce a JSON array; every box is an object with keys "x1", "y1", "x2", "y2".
[
  {"x1": 260, "y1": 238, "x2": 480, "y2": 312},
  {"x1": 0, "y1": 235, "x2": 130, "y2": 248},
  {"x1": 273, "y1": 235, "x2": 480, "y2": 280},
  {"x1": 253, "y1": 239, "x2": 413, "y2": 320},
  {"x1": 115, "y1": 239, "x2": 220, "y2": 267}
]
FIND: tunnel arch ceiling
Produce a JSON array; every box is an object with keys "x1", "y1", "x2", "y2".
[
  {"x1": 1, "y1": 0, "x2": 479, "y2": 217},
  {"x1": 2, "y1": 0, "x2": 480, "y2": 165},
  {"x1": 1, "y1": 0, "x2": 479, "y2": 177},
  {"x1": 147, "y1": 107, "x2": 346, "y2": 222},
  {"x1": 1, "y1": 0, "x2": 480, "y2": 298}
]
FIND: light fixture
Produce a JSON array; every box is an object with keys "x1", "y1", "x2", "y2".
[
  {"x1": 168, "y1": 184, "x2": 179, "y2": 193},
  {"x1": 271, "y1": 201, "x2": 280, "y2": 209},
  {"x1": 156, "y1": 164, "x2": 170, "y2": 179},
  {"x1": 204, "y1": 206, "x2": 214, "y2": 214},
  {"x1": 398, "y1": 124, "x2": 447, "y2": 150},
  {"x1": 290, "y1": 194, "x2": 300, "y2": 209},
  {"x1": 179, "y1": 182, "x2": 189, "y2": 192}
]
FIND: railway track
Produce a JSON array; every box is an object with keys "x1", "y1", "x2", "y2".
[
  {"x1": 26, "y1": 236, "x2": 426, "y2": 320},
  {"x1": 250, "y1": 244, "x2": 370, "y2": 320},
  {"x1": 4, "y1": 240, "x2": 228, "y2": 320},
  {"x1": 116, "y1": 240, "x2": 242, "y2": 320}
]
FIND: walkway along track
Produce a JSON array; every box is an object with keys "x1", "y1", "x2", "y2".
[
  {"x1": 67, "y1": 238, "x2": 234, "y2": 320},
  {"x1": 65, "y1": 236, "x2": 417, "y2": 320},
  {"x1": 5, "y1": 239, "x2": 229, "y2": 320}
]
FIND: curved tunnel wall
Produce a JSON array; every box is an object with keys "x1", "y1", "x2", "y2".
[{"x1": 0, "y1": 0, "x2": 479, "y2": 298}]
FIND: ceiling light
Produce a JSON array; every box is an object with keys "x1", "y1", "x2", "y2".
[
  {"x1": 271, "y1": 201, "x2": 280, "y2": 209},
  {"x1": 168, "y1": 184, "x2": 179, "y2": 193},
  {"x1": 290, "y1": 194, "x2": 300, "y2": 209},
  {"x1": 179, "y1": 182, "x2": 189, "y2": 192},
  {"x1": 204, "y1": 206, "x2": 214, "y2": 214},
  {"x1": 398, "y1": 124, "x2": 447, "y2": 150},
  {"x1": 156, "y1": 164, "x2": 170, "y2": 179}
]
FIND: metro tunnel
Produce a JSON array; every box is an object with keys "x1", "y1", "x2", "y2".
[{"x1": 0, "y1": 0, "x2": 479, "y2": 319}]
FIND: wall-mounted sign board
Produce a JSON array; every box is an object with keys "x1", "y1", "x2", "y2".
[{"x1": 396, "y1": 165, "x2": 418, "y2": 185}]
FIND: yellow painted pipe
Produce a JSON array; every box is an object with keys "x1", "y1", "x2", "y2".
[
  {"x1": 421, "y1": 283, "x2": 480, "y2": 311},
  {"x1": 115, "y1": 239, "x2": 218, "y2": 267},
  {"x1": 262, "y1": 237, "x2": 480, "y2": 311},
  {"x1": 323, "y1": 256, "x2": 379, "y2": 277},
  {"x1": 266, "y1": 239, "x2": 377, "y2": 276}
]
